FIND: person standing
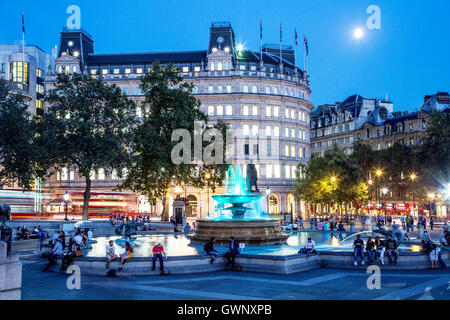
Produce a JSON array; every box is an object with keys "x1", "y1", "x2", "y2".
[
  {"x1": 298, "y1": 217, "x2": 304, "y2": 229},
  {"x1": 152, "y1": 243, "x2": 167, "y2": 275},
  {"x1": 224, "y1": 237, "x2": 240, "y2": 268},
  {"x1": 429, "y1": 217, "x2": 434, "y2": 231},
  {"x1": 353, "y1": 235, "x2": 365, "y2": 266},
  {"x1": 37, "y1": 226, "x2": 47, "y2": 252}
]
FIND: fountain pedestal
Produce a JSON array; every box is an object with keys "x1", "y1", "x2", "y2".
[{"x1": 190, "y1": 219, "x2": 288, "y2": 245}]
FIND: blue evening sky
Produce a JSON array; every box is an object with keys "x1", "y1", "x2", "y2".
[{"x1": 1, "y1": 0, "x2": 449, "y2": 111}]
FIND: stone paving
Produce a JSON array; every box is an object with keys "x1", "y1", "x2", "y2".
[{"x1": 19, "y1": 256, "x2": 450, "y2": 300}]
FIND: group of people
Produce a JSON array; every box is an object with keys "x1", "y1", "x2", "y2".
[
  {"x1": 421, "y1": 230, "x2": 449, "y2": 269},
  {"x1": 308, "y1": 218, "x2": 346, "y2": 232},
  {"x1": 42, "y1": 227, "x2": 92, "y2": 272},
  {"x1": 109, "y1": 213, "x2": 152, "y2": 226},
  {"x1": 352, "y1": 234, "x2": 398, "y2": 266},
  {"x1": 14, "y1": 225, "x2": 32, "y2": 239},
  {"x1": 203, "y1": 237, "x2": 240, "y2": 267}
]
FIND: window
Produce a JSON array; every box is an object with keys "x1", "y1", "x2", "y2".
[
  {"x1": 98, "y1": 169, "x2": 105, "y2": 180},
  {"x1": 137, "y1": 68, "x2": 143, "y2": 74},
  {"x1": 266, "y1": 106, "x2": 271, "y2": 117},
  {"x1": 182, "y1": 66, "x2": 189, "y2": 73},
  {"x1": 242, "y1": 105, "x2": 249, "y2": 116},
  {"x1": 285, "y1": 109, "x2": 290, "y2": 119},
  {"x1": 226, "y1": 105, "x2": 232, "y2": 115},
  {"x1": 291, "y1": 166, "x2": 296, "y2": 179},
  {"x1": 243, "y1": 125, "x2": 249, "y2": 136},
  {"x1": 240, "y1": 65, "x2": 246, "y2": 71},
  {"x1": 102, "y1": 69, "x2": 108, "y2": 75},
  {"x1": 410, "y1": 138, "x2": 414, "y2": 146},
  {"x1": 273, "y1": 107, "x2": 279, "y2": 117},
  {"x1": 266, "y1": 165, "x2": 273, "y2": 178},
  {"x1": 208, "y1": 106, "x2": 214, "y2": 116},
  {"x1": 299, "y1": 147, "x2": 304, "y2": 158},
  {"x1": 285, "y1": 127, "x2": 289, "y2": 137},
  {"x1": 274, "y1": 165, "x2": 280, "y2": 178},
  {"x1": 244, "y1": 144, "x2": 249, "y2": 155},
  {"x1": 36, "y1": 68, "x2": 44, "y2": 78},
  {"x1": 125, "y1": 68, "x2": 131, "y2": 74},
  {"x1": 252, "y1": 85, "x2": 258, "y2": 93},
  {"x1": 291, "y1": 145, "x2": 296, "y2": 157},
  {"x1": 252, "y1": 144, "x2": 259, "y2": 155},
  {"x1": 273, "y1": 87, "x2": 279, "y2": 95},
  {"x1": 252, "y1": 125, "x2": 259, "y2": 136},
  {"x1": 285, "y1": 166, "x2": 291, "y2": 179},
  {"x1": 36, "y1": 84, "x2": 44, "y2": 94},
  {"x1": 285, "y1": 145, "x2": 289, "y2": 157},
  {"x1": 250, "y1": 65, "x2": 257, "y2": 71},
  {"x1": 266, "y1": 86, "x2": 271, "y2": 94},
  {"x1": 216, "y1": 105, "x2": 223, "y2": 115},
  {"x1": 122, "y1": 88, "x2": 128, "y2": 95},
  {"x1": 11, "y1": 61, "x2": 29, "y2": 84},
  {"x1": 113, "y1": 69, "x2": 120, "y2": 74},
  {"x1": 208, "y1": 86, "x2": 213, "y2": 93},
  {"x1": 217, "y1": 86, "x2": 222, "y2": 93},
  {"x1": 194, "y1": 66, "x2": 200, "y2": 72},
  {"x1": 217, "y1": 62, "x2": 223, "y2": 71},
  {"x1": 243, "y1": 85, "x2": 249, "y2": 93},
  {"x1": 291, "y1": 109, "x2": 295, "y2": 119},
  {"x1": 1, "y1": 63, "x2": 6, "y2": 73},
  {"x1": 36, "y1": 100, "x2": 44, "y2": 110},
  {"x1": 226, "y1": 85, "x2": 232, "y2": 93},
  {"x1": 265, "y1": 126, "x2": 271, "y2": 136},
  {"x1": 274, "y1": 126, "x2": 280, "y2": 136},
  {"x1": 252, "y1": 106, "x2": 258, "y2": 116},
  {"x1": 267, "y1": 144, "x2": 272, "y2": 157}
]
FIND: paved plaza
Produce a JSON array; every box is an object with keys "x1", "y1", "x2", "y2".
[{"x1": 19, "y1": 254, "x2": 450, "y2": 300}]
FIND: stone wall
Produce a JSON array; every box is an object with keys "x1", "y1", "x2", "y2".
[{"x1": 0, "y1": 241, "x2": 22, "y2": 300}]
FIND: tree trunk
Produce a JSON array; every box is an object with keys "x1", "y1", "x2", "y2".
[
  {"x1": 82, "y1": 176, "x2": 92, "y2": 220},
  {"x1": 160, "y1": 182, "x2": 171, "y2": 222}
]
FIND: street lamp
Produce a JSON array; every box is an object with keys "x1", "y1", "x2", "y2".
[
  {"x1": 174, "y1": 186, "x2": 182, "y2": 200},
  {"x1": 265, "y1": 188, "x2": 271, "y2": 214},
  {"x1": 410, "y1": 174, "x2": 416, "y2": 215},
  {"x1": 382, "y1": 187, "x2": 388, "y2": 217},
  {"x1": 375, "y1": 169, "x2": 383, "y2": 211},
  {"x1": 205, "y1": 172, "x2": 211, "y2": 216},
  {"x1": 63, "y1": 190, "x2": 70, "y2": 221},
  {"x1": 428, "y1": 193, "x2": 435, "y2": 216},
  {"x1": 330, "y1": 176, "x2": 337, "y2": 215}
]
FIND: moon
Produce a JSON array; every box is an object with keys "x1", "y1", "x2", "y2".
[{"x1": 353, "y1": 28, "x2": 364, "y2": 39}]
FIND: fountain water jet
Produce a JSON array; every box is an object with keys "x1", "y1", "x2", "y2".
[{"x1": 190, "y1": 165, "x2": 288, "y2": 245}]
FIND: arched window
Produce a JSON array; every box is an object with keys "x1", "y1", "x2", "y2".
[
  {"x1": 287, "y1": 194, "x2": 295, "y2": 215},
  {"x1": 268, "y1": 194, "x2": 280, "y2": 214},
  {"x1": 266, "y1": 86, "x2": 271, "y2": 94},
  {"x1": 252, "y1": 85, "x2": 258, "y2": 93},
  {"x1": 243, "y1": 85, "x2": 249, "y2": 93},
  {"x1": 273, "y1": 87, "x2": 279, "y2": 95}
]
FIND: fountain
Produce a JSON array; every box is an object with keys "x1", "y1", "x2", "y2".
[{"x1": 190, "y1": 165, "x2": 289, "y2": 245}]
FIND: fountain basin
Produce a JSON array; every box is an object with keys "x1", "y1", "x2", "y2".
[{"x1": 190, "y1": 219, "x2": 289, "y2": 245}]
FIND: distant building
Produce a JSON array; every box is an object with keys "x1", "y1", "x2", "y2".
[
  {"x1": 43, "y1": 22, "x2": 315, "y2": 220},
  {"x1": 310, "y1": 94, "x2": 393, "y2": 156},
  {"x1": 0, "y1": 44, "x2": 52, "y2": 116}
]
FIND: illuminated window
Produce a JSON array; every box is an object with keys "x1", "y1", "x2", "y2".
[
  {"x1": 102, "y1": 69, "x2": 108, "y2": 75},
  {"x1": 136, "y1": 68, "x2": 143, "y2": 74},
  {"x1": 36, "y1": 68, "x2": 44, "y2": 78},
  {"x1": 208, "y1": 106, "x2": 214, "y2": 116},
  {"x1": 252, "y1": 85, "x2": 258, "y2": 93},
  {"x1": 285, "y1": 145, "x2": 289, "y2": 157},
  {"x1": 266, "y1": 106, "x2": 271, "y2": 117},
  {"x1": 226, "y1": 105, "x2": 232, "y2": 115},
  {"x1": 11, "y1": 61, "x2": 29, "y2": 84},
  {"x1": 291, "y1": 128, "x2": 295, "y2": 138},
  {"x1": 242, "y1": 105, "x2": 249, "y2": 116},
  {"x1": 285, "y1": 127, "x2": 289, "y2": 137},
  {"x1": 194, "y1": 66, "x2": 200, "y2": 72},
  {"x1": 73, "y1": 51, "x2": 79, "y2": 57},
  {"x1": 252, "y1": 125, "x2": 259, "y2": 136},
  {"x1": 266, "y1": 126, "x2": 271, "y2": 136},
  {"x1": 182, "y1": 66, "x2": 189, "y2": 73},
  {"x1": 285, "y1": 166, "x2": 291, "y2": 179},
  {"x1": 285, "y1": 109, "x2": 290, "y2": 118},
  {"x1": 226, "y1": 85, "x2": 232, "y2": 93},
  {"x1": 291, "y1": 109, "x2": 295, "y2": 119},
  {"x1": 98, "y1": 169, "x2": 105, "y2": 180},
  {"x1": 125, "y1": 68, "x2": 131, "y2": 74},
  {"x1": 243, "y1": 125, "x2": 249, "y2": 136},
  {"x1": 273, "y1": 107, "x2": 279, "y2": 117},
  {"x1": 217, "y1": 62, "x2": 222, "y2": 71},
  {"x1": 243, "y1": 85, "x2": 249, "y2": 93},
  {"x1": 253, "y1": 106, "x2": 258, "y2": 116},
  {"x1": 291, "y1": 145, "x2": 296, "y2": 157},
  {"x1": 68, "y1": 41, "x2": 73, "y2": 47},
  {"x1": 90, "y1": 69, "x2": 97, "y2": 75},
  {"x1": 113, "y1": 69, "x2": 120, "y2": 74},
  {"x1": 274, "y1": 165, "x2": 280, "y2": 178},
  {"x1": 216, "y1": 105, "x2": 223, "y2": 115},
  {"x1": 291, "y1": 166, "x2": 297, "y2": 179},
  {"x1": 36, "y1": 100, "x2": 44, "y2": 109},
  {"x1": 274, "y1": 126, "x2": 279, "y2": 136}
]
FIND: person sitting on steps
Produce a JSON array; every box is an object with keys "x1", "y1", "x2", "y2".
[{"x1": 224, "y1": 237, "x2": 240, "y2": 268}]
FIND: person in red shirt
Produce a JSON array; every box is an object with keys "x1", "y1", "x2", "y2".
[{"x1": 152, "y1": 243, "x2": 167, "y2": 275}]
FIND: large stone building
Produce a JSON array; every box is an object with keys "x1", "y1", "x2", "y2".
[
  {"x1": 310, "y1": 94, "x2": 393, "y2": 156},
  {"x1": 44, "y1": 22, "x2": 314, "y2": 220}
]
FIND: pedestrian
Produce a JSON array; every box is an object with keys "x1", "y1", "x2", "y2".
[
  {"x1": 184, "y1": 223, "x2": 191, "y2": 235},
  {"x1": 429, "y1": 217, "x2": 434, "y2": 230},
  {"x1": 118, "y1": 241, "x2": 133, "y2": 271},
  {"x1": 204, "y1": 237, "x2": 219, "y2": 264},
  {"x1": 224, "y1": 236, "x2": 240, "y2": 268},
  {"x1": 353, "y1": 234, "x2": 365, "y2": 266},
  {"x1": 366, "y1": 236, "x2": 376, "y2": 264},
  {"x1": 385, "y1": 235, "x2": 398, "y2": 265},
  {"x1": 298, "y1": 217, "x2": 304, "y2": 229},
  {"x1": 106, "y1": 240, "x2": 118, "y2": 269},
  {"x1": 152, "y1": 243, "x2": 167, "y2": 275},
  {"x1": 43, "y1": 237, "x2": 63, "y2": 272},
  {"x1": 37, "y1": 226, "x2": 47, "y2": 252},
  {"x1": 374, "y1": 236, "x2": 385, "y2": 265}
]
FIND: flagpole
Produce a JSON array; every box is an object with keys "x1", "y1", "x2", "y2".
[
  {"x1": 279, "y1": 22, "x2": 283, "y2": 69},
  {"x1": 260, "y1": 20, "x2": 263, "y2": 63}
]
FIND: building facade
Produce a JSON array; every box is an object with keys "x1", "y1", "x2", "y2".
[
  {"x1": 44, "y1": 22, "x2": 315, "y2": 220},
  {"x1": 310, "y1": 94, "x2": 393, "y2": 156}
]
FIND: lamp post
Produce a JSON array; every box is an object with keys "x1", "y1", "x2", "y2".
[
  {"x1": 376, "y1": 170, "x2": 382, "y2": 213},
  {"x1": 410, "y1": 174, "x2": 416, "y2": 215},
  {"x1": 205, "y1": 172, "x2": 211, "y2": 216},
  {"x1": 428, "y1": 193, "x2": 435, "y2": 217},
  {"x1": 63, "y1": 190, "x2": 70, "y2": 221},
  {"x1": 331, "y1": 176, "x2": 336, "y2": 216},
  {"x1": 174, "y1": 186, "x2": 182, "y2": 200},
  {"x1": 265, "y1": 188, "x2": 271, "y2": 215},
  {"x1": 382, "y1": 187, "x2": 388, "y2": 218}
]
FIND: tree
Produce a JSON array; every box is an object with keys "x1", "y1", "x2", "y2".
[
  {"x1": 417, "y1": 111, "x2": 450, "y2": 191},
  {"x1": 119, "y1": 62, "x2": 230, "y2": 221},
  {"x1": 0, "y1": 79, "x2": 36, "y2": 189},
  {"x1": 43, "y1": 73, "x2": 137, "y2": 220},
  {"x1": 295, "y1": 145, "x2": 369, "y2": 215}
]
